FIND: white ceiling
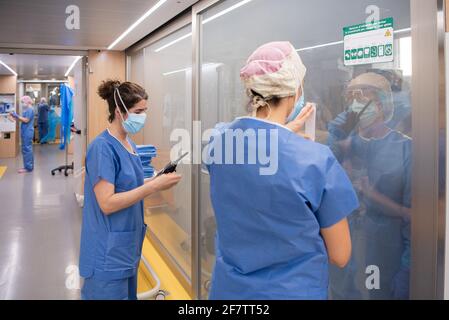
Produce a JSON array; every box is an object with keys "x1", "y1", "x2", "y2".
[
  {"x1": 201, "y1": 0, "x2": 411, "y2": 59},
  {"x1": 140, "y1": 0, "x2": 410, "y2": 71},
  {"x1": 0, "y1": 54, "x2": 80, "y2": 79},
  {"x1": 0, "y1": 0, "x2": 198, "y2": 51}
]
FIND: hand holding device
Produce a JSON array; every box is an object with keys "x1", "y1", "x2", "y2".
[{"x1": 155, "y1": 152, "x2": 189, "y2": 177}]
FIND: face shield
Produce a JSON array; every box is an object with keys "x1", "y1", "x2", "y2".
[{"x1": 345, "y1": 73, "x2": 394, "y2": 124}]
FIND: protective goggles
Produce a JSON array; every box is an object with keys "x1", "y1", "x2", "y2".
[{"x1": 344, "y1": 86, "x2": 382, "y2": 104}]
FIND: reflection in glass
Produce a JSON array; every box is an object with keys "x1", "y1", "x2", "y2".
[{"x1": 327, "y1": 71, "x2": 411, "y2": 299}]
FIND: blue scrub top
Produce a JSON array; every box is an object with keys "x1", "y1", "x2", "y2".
[
  {"x1": 79, "y1": 130, "x2": 146, "y2": 281},
  {"x1": 206, "y1": 117, "x2": 359, "y2": 300},
  {"x1": 21, "y1": 107, "x2": 34, "y2": 137}
]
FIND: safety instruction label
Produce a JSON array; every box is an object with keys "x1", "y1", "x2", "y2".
[{"x1": 343, "y1": 17, "x2": 394, "y2": 66}]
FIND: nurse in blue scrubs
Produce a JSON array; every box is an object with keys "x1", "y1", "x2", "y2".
[
  {"x1": 206, "y1": 42, "x2": 359, "y2": 300},
  {"x1": 9, "y1": 95, "x2": 35, "y2": 173},
  {"x1": 79, "y1": 80, "x2": 181, "y2": 300}
]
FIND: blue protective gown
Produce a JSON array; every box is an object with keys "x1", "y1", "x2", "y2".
[
  {"x1": 206, "y1": 117, "x2": 359, "y2": 300},
  {"x1": 79, "y1": 130, "x2": 146, "y2": 300},
  {"x1": 37, "y1": 103, "x2": 49, "y2": 141},
  {"x1": 40, "y1": 108, "x2": 60, "y2": 144},
  {"x1": 21, "y1": 107, "x2": 35, "y2": 171},
  {"x1": 328, "y1": 113, "x2": 412, "y2": 300},
  {"x1": 59, "y1": 84, "x2": 74, "y2": 150}
]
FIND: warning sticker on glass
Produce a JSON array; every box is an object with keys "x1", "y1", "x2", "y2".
[{"x1": 343, "y1": 18, "x2": 394, "y2": 66}]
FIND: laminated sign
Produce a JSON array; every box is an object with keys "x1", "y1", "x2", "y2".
[{"x1": 344, "y1": 18, "x2": 394, "y2": 66}]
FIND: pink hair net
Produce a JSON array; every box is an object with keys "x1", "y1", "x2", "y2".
[
  {"x1": 21, "y1": 95, "x2": 34, "y2": 106},
  {"x1": 240, "y1": 41, "x2": 307, "y2": 100}
]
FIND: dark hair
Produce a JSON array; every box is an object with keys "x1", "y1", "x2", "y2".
[
  {"x1": 250, "y1": 90, "x2": 282, "y2": 106},
  {"x1": 98, "y1": 80, "x2": 148, "y2": 122},
  {"x1": 247, "y1": 90, "x2": 282, "y2": 113}
]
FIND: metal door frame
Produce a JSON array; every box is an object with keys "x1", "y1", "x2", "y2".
[
  {"x1": 191, "y1": 0, "x2": 222, "y2": 301},
  {"x1": 410, "y1": 0, "x2": 446, "y2": 300},
  {"x1": 125, "y1": 12, "x2": 196, "y2": 297}
]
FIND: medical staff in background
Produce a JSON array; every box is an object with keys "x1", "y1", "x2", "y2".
[
  {"x1": 37, "y1": 97, "x2": 49, "y2": 143},
  {"x1": 78, "y1": 80, "x2": 182, "y2": 300},
  {"x1": 206, "y1": 41, "x2": 359, "y2": 300},
  {"x1": 39, "y1": 105, "x2": 60, "y2": 144},
  {"x1": 9, "y1": 95, "x2": 35, "y2": 173},
  {"x1": 327, "y1": 72, "x2": 412, "y2": 299}
]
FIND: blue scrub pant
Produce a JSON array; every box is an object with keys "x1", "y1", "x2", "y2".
[
  {"x1": 21, "y1": 133, "x2": 34, "y2": 172},
  {"x1": 81, "y1": 275, "x2": 138, "y2": 300},
  {"x1": 38, "y1": 122, "x2": 48, "y2": 142}
]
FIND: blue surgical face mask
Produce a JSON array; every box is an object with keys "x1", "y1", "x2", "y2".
[
  {"x1": 286, "y1": 87, "x2": 305, "y2": 123},
  {"x1": 122, "y1": 112, "x2": 147, "y2": 134},
  {"x1": 115, "y1": 88, "x2": 147, "y2": 134}
]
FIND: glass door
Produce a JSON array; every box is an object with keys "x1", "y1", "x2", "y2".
[
  {"x1": 197, "y1": 0, "x2": 413, "y2": 300},
  {"x1": 129, "y1": 24, "x2": 194, "y2": 292}
]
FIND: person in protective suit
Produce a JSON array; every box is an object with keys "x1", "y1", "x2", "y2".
[
  {"x1": 327, "y1": 72, "x2": 412, "y2": 300},
  {"x1": 37, "y1": 97, "x2": 49, "y2": 143}
]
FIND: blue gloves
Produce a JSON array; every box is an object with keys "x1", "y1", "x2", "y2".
[
  {"x1": 328, "y1": 111, "x2": 354, "y2": 140},
  {"x1": 10, "y1": 111, "x2": 19, "y2": 119}
]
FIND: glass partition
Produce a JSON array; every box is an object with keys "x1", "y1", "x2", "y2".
[
  {"x1": 130, "y1": 25, "x2": 193, "y2": 285},
  {"x1": 198, "y1": 0, "x2": 412, "y2": 300},
  {"x1": 128, "y1": 50, "x2": 144, "y2": 88}
]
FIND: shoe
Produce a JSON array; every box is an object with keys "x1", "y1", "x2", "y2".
[{"x1": 17, "y1": 168, "x2": 31, "y2": 173}]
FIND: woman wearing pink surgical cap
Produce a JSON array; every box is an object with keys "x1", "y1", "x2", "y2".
[
  {"x1": 206, "y1": 41, "x2": 358, "y2": 300},
  {"x1": 240, "y1": 41, "x2": 309, "y2": 128},
  {"x1": 8, "y1": 96, "x2": 35, "y2": 173}
]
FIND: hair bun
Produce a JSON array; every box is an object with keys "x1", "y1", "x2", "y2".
[{"x1": 98, "y1": 79, "x2": 121, "y2": 100}]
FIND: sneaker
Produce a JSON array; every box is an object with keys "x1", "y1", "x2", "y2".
[{"x1": 17, "y1": 168, "x2": 32, "y2": 174}]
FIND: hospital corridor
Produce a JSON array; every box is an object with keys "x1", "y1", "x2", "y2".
[
  {"x1": 1, "y1": 0, "x2": 449, "y2": 306},
  {"x1": 0, "y1": 144, "x2": 81, "y2": 299}
]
